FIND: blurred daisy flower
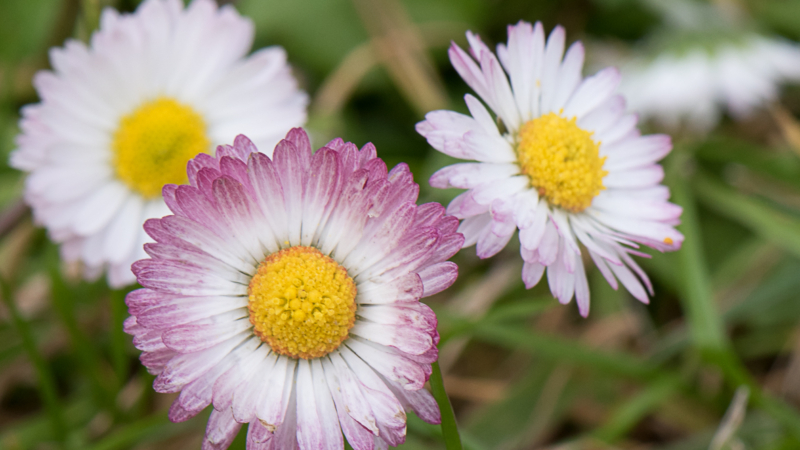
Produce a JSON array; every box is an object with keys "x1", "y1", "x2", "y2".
[
  {"x1": 417, "y1": 21, "x2": 683, "y2": 317},
  {"x1": 619, "y1": 34, "x2": 800, "y2": 132},
  {"x1": 125, "y1": 129, "x2": 461, "y2": 449},
  {"x1": 11, "y1": 0, "x2": 307, "y2": 287}
]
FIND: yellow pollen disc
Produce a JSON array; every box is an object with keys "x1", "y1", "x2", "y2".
[
  {"x1": 517, "y1": 112, "x2": 608, "y2": 213},
  {"x1": 247, "y1": 246, "x2": 357, "y2": 360},
  {"x1": 113, "y1": 97, "x2": 210, "y2": 199},
  {"x1": 664, "y1": 237, "x2": 673, "y2": 245}
]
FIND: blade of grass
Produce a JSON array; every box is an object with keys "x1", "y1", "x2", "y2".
[
  {"x1": 672, "y1": 162, "x2": 800, "y2": 439},
  {"x1": 407, "y1": 413, "x2": 486, "y2": 450},
  {"x1": 668, "y1": 161, "x2": 727, "y2": 353},
  {"x1": 472, "y1": 323, "x2": 660, "y2": 381},
  {"x1": 84, "y1": 410, "x2": 195, "y2": 450},
  {"x1": 48, "y1": 257, "x2": 117, "y2": 411},
  {"x1": 593, "y1": 376, "x2": 683, "y2": 443},
  {"x1": 0, "y1": 276, "x2": 67, "y2": 446},
  {"x1": 430, "y1": 361, "x2": 463, "y2": 450},
  {"x1": 0, "y1": 398, "x2": 95, "y2": 449},
  {"x1": 437, "y1": 298, "x2": 552, "y2": 346},
  {"x1": 694, "y1": 137, "x2": 800, "y2": 191},
  {"x1": 693, "y1": 172, "x2": 800, "y2": 260},
  {"x1": 110, "y1": 288, "x2": 130, "y2": 386}
]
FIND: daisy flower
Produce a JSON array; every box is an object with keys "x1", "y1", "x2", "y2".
[
  {"x1": 124, "y1": 128, "x2": 461, "y2": 449},
  {"x1": 11, "y1": 0, "x2": 307, "y2": 287},
  {"x1": 416, "y1": 21, "x2": 683, "y2": 317},
  {"x1": 620, "y1": 34, "x2": 800, "y2": 131}
]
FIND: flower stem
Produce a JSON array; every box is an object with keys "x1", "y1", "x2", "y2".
[{"x1": 430, "y1": 361, "x2": 462, "y2": 450}]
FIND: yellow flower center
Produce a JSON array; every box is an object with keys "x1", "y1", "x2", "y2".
[
  {"x1": 517, "y1": 112, "x2": 608, "y2": 213},
  {"x1": 112, "y1": 97, "x2": 210, "y2": 199},
  {"x1": 248, "y1": 246, "x2": 357, "y2": 360}
]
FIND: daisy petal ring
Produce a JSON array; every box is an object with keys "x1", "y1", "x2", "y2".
[
  {"x1": 417, "y1": 21, "x2": 683, "y2": 316},
  {"x1": 11, "y1": 0, "x2": 308, "y2": 287},
  {"x1": 125, "y1": 129, "x2": 462, "y2": 449}
]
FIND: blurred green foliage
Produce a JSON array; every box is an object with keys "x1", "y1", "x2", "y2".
[{"x1": 4, "y1": 0, "x2": 800, "y2": 449}]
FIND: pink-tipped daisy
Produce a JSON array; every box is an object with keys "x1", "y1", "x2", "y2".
[
  {"x1": 416, "y1": 21, "x2": 684, "y2": 317},
  {"x1": 125, "y1": 128, "x2": 462, "y2": 449},
  {"x1": 11, "y1": 0, "x2": 307, "y2": 287}
]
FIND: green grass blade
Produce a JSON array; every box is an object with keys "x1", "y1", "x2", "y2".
[
  {"x1": 437, "y1": 298, "x2": 552, "y2": 346},
  {"x1": 109, "y1": 288, "x2": 131, "y2": 387},
  {"x1": 0, "y1": 276, "x2": 67, "y2": 446},
  {"x1": 430, "y1": 361, "x2": 463, "y2": 450},
  {"x1": 693, "y1": 172, "x2": 800, "y2": 260},
  {"x1": 593, "y1": 376, "x2": 683, "y2": 443},
  {"x1": 84, "y1": 410, "x2": 185, "y2": 450},
  {"x1": 669, "y1": 164, "x2": 727, "y2": 353},
  {"x1": 48, "y1": 259, "x2": 117, "y2": 411},
  {"x1": 472, "y1": 323, "x2": 659, "y2": 380}
]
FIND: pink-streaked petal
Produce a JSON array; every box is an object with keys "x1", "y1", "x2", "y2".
[
  {"x1": 603, "y1": 165, "x2": 664, "y2": 189},
  {"x1": 476, "y1": 210, "x2": 516, "y2": 259},
  {"x1": 448, "y1": 43, "x2": 493, "y2": 110},
  {"x1": 552, "y1": 41, "x2": 585, "y2": 111},
  {"x1": 328, "y1": 352, "x2": 380, "y2": 436},
  {"x1": 430, "y1": 162, "x2": 519, "y2": 189},
  {"x1": 537, "y1": 219, "x2": 560, "y2": 266},
  {"x1": 154, "y1": 332, "x2": 248, "y2": 393},
  {"x1": 346, "y1": 338, "x2": 428, "y2": 390},
  {"x1": 539, "y1": 25, "x2": 566, "y2": 114},
  {"x1": 574, "y1": 256, "x2": 590, "y2": 317},
  {"x1": 254, "y1": 355, "x2": 297, "y2": 428},
  {"x1": 339, "y1": 347, "x2": 407, "y2": 447},
  {"x1": 546, "y1": 243, "x2": 576, "y2": 305},
  {"x1": 301, "y1": 148, "x2": 342, "y2": 246},
  {"x1": 381, "y1": 376, "x2": 441, "y2": 425},
  {"x1": 589, "y1": 250, "x2": 619, "y2": 290},
  {"x1": 602, "y1": 134, "x2": 672, "y2": 171},
  {"x1": 301, "y1": 360, "x2": 344, "y2": 450},
  {"x1": 563, "y1": 67, "x2": 621, "y2": 119},
  {"x1": 518, "y1": 199, "x2": 549, "y2": 249},
  {"x1": 357, "y1": 273, "x2": 424, "y2": 304},
  {"x1": 417, "y1": 262, "x2": 459, "y2": 297},
  {"x1": 232, "y1": 352, "x2": 279, "y2": 423},
  {"x1": 136, "y1": 295, "x2": 247, "y2": 329},
  {"x1": 321, "y1": 357, "x2": 377, "y2": 450},
  {"x1": 458, "y1": 213, "x2": 492, "y2": 248},
  {"x1": 522, "y1": 261, "x2": 545, "y2": 289},
  {"x1": 162, "y1": 317, "x2": 251, "y2": 353},
  {"x1": 202, "y1": 408, "x2": 242, "y2": 450},
  {"x1": 350, "y1": 321, "x2": 433, "y2": 356}
]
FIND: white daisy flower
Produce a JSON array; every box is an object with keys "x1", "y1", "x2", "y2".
[
  {"x1": 417, "y1": 21, "x2": 684, "y2": 317},
  {"x1": 11, "y1": 0, "x2": 307, "y2": 287},
  {"x1": 620, "y1": 35, "x2": 800, "y2": 131},
  {"x1": 125, "y1": 129, "x2": 461, "y2": 449}
]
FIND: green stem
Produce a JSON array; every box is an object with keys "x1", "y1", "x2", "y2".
[
  {"x1": 430, "y1": 361, "x2": 462, "y2": 450},
  {"x1": 110, "y1": 289, "x2": 129, "y2": 386},
  {"x1": 0, "y1": 277, "x2": 67, "y2": 446}
]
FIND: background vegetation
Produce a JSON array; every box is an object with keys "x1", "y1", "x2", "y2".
[{"x1": 3, "y1": 0, "x2": 800, "y2": 448}]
